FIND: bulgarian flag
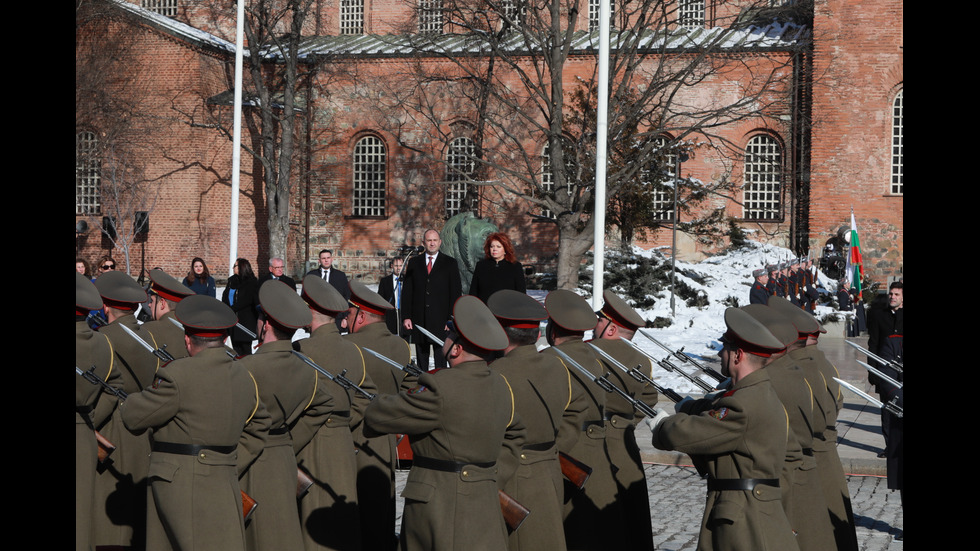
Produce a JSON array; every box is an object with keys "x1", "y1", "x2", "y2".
[{"x1": 846, "y1": 209, "x2": 864, "y2": 300}]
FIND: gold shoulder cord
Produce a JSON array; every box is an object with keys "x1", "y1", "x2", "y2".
[
  {"x1": 355, "y1": 345, "x2": 367, "y2": 385},
  {"x1": 102, "y1": 333, "x2": 115, "y2": 380},
  {"x1": 304, "y1": 369, "x2": 318, "y2": 411},
  {"x1": 149, "y1": 332, "x2": 161, "y2": 372},
  {"x1": 556, "y1": 357, "x2": 573, "y2": 411},
  {"x1": 499, "y1": 373, "x2": 516, "y2": 426},
  {"x1": 803, "y1": 379, "x2": 814, "y2": 410},
  {"x1": 246, "y1": 371, "x2": 260, "y2": 423}
]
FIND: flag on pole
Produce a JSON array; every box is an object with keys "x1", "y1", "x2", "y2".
[{"x1": 846, "y1": 209, "x2": 864, "y2": 300}]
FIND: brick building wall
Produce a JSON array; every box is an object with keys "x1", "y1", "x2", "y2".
[
  {"x1": 82, "y1": 0, "x2": 902, "y2": 287},
  {"x1": 809, "y1": 0, "x2": 903, "y2": 284}
]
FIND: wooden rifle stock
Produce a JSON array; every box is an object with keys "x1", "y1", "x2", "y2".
[
  {"x1": 499, "y1": 490, "x2": 530, "y2": 532},
  {"x1": 241, "y1": 490, "x2": 257, "y2": 522},
  {"x1": 559, "y1": 451, "x2": 592, "y2": 490},
  {"x1": 297, "y1": 467, "x2": 315, "y2": 498},
  {"x1": 95, "y1": 430, "x2": 116, "y2": 463}
]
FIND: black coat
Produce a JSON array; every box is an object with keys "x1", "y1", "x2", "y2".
[
  {"x1": 258, "y1": 273, "x2": 296, "y2": 291},
  {"x1": 401, "y1": 253, "x2": 462, "y2": 341},
  {"x1": 377, "y1": 273, "x2": 403, "y2": 336},
  {"x1": 222, "y1": 274, "x2": 258, "y2": 343},
  {"x1": 468, "y1": 258, "x2": 526, "y2": 303}
]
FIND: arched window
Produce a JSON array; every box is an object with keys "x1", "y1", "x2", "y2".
[
  {"x1": 589, "y1": 0, "x2": 615, "y2": 31},
  {"x1": 76, "y1": 130, "x2": 101, "y2": 215},
  {"x1": 445, "y1": 137, "x2": 476, "y2": 218},
  {"x1": 341, "y1": 0, "x2": 364, "y2": 35},
  {"x1": 890, "y1": 89, "x2": 903, "y2": 195},
  {"x1": 352, "y1": 136, "x2": 386, "y2": 217},
  {"x1": 742, "y1": 134, "x2": 783, "y2": 220}
]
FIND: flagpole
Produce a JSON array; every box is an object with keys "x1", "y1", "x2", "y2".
[
  {"x1": 228, "y1": 0, "x2": 245, "y2": 276},
  {"x1": 592, "y1": 0, "x2": 611, "y2": 311}
]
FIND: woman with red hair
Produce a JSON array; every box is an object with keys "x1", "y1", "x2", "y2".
[{"x1": 469, "y1": 232, "x2": 526, "y2": 303}]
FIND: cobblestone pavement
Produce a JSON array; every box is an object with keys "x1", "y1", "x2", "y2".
[{"x1": 394, "y1": 463, "x2": 904, "y2": 550}]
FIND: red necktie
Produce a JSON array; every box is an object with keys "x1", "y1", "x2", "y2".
[{"x1": 427, "y1": 257, "x2": 433, "y2": 274}]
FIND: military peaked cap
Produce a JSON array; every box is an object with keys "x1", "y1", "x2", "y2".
[
  {"x1": 597, "y1": 290, "x2": 646, "y2": 332},
  {"x1": 545, "y1": 289, "x2": 596, "y2": 332},
  {"x1": 452, "y1": 295, "x2": 508, "y2": 353},
  {"x1": 76, "y1": 272, "x2": 103, "y2": 312},
  {"x1": 740, "y1": 304, "x2": 795, "y2": 348},
  {"x1": 148, "y1": 269, "x2": 194, "y2": 303},
  {"x1": 349, "y1": 279, "x2": 393, "y2": 316},
  {"x1": 95, "y1": 271, "x2": 147, "y2": 311},
  {"x1": 176, "y1": 295, "x2": 237, "y2": 338},
  {"x1": 487, "y1": 289, "x2": 547, "y2": 328},
  {"x1": 259, "y1": 279, "x2": 312, "y2": 330},
  {"x1": 301, "y1": 274, "x2": 349, "y2": 315},
  {"x1": 723, "y1": 307, "x2": 784, "y2": 357},
  {"x1": 768, "y1": 296, "x2": 819, "y2": 337}
]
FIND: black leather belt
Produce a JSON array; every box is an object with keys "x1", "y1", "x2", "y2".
[
  {"x1": 581, "y1": 420, "x2": 604, "y2": 431},
  {"x1": 153, "y1": 442, "x2": 236, "y2": 456},
  {"x1": 330, "y1": 410, "x2": 351, "y2": 418},
  {"x1": 707, "y1": 478, "x2": 779, "y2": 491},
  {"x1": 523, "y1": 440, "x2": 556, "y2": 452},
  {"x1": 413, "y1": 455, "x2": 495, "y2": 473},
  {"x1": 269, "y1": 427, "x2": 290, "y2": 435},
  {"x1": 802, "y1": 448, "x2": 814, "y2": 456}
]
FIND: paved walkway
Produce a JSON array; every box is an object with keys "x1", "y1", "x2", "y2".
[{"x1": 394, "y1": 332, "x2": 904, "y2": 549}]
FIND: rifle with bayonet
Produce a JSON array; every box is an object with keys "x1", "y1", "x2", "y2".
[
  {"x1": 834, "y1": 377, "x2": 903, "y2": 418},
  {"x1": 361, "y1": 347, "x2": 425, "y2": 378},
  {"x1": 617, "y1": 337, "x2": 715, "y2": 393},
  {"x1": 638, "y1": 329, "x2": 726, "y2": 383},
  {"x1": 845, "y1": 340, "x2": 904, "y2": 374},
  {"x1": 856, "y1": 360, "x2": 902, "y2": 390},
  {"x1": 76, "y1": 364, "x2": 259, "y2": 519},
  {"x1": 121, "y1": 323, "x2": 176, "y2": 363},
  {"x1": 76, "y1": 365, "x2": 127, "y2": 462},
  {"x1": 551, "y1": 347, "x2": 658, "y2": 419},
  {"x1": 587, "y1": 342, "x2": 684, "y2": 403},
  {"x1": 292, "y1": 350, "x2": 376, "y2": 401}
]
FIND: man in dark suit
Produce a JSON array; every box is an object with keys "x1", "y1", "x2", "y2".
[
  {"x1": 306, "y1": 249, "x2": 351, "y2": 299},
  {"x1": 401, "y1": 229, "x2": 462, "y2": 370},
  {"x1": 377, "y1": 257, "x2": 405, "y2": 337},
  {"x1": 258, "y1": 257, "x2": 296, "y2": 290}
]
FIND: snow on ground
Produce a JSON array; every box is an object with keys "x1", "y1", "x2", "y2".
[{"x1": 550, "y1": 240, "x2": 841, "y2": 395}]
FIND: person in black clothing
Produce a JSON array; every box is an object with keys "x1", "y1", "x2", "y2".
[
  {"x1": 468, "y1": 232, "x2": 526, "y2": 303},
  {"x1": 748, "y1": 268, "x2": 769, "y2": 305},
  {"x1": 222, "y1": 258, "x2": 259, "y2": 356},
  {"x1": 258, "y1": 257, "x2": 297, "y2": 290},
  {"x1": 401, "y1": 229, "x2": 462, "y2": 370},
  {"x1": 377, "y1": 257, "x2": 405, "y2": 337},
  {"x1": 867, "y1": 280, "x2": 903, "y2": 491},
  {"x1": 305, "y1": 249, "x2": 351, "y2": 300}
]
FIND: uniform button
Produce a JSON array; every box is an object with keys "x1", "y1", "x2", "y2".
[
  {"x1": 520, "y1": 454, "x2": 527, "y2": 460},
  {"x1": 462, "y1": 470, "x2": 469, "y2": 477}
]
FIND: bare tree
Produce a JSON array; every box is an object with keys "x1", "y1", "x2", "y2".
[
  {"x1": 187, "y1": 0, "x2": 317, "y2": 266},
  {"x1": 76, "y1": 0, "x2": 168, "y2": 275},
  {"x1": 363, "y1": 0, "x2": 805, "y2": 288}
]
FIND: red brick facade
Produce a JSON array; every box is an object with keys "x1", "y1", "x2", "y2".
[{"x1": 76, "y1": 0, "x2": 902, "y2": 287}]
